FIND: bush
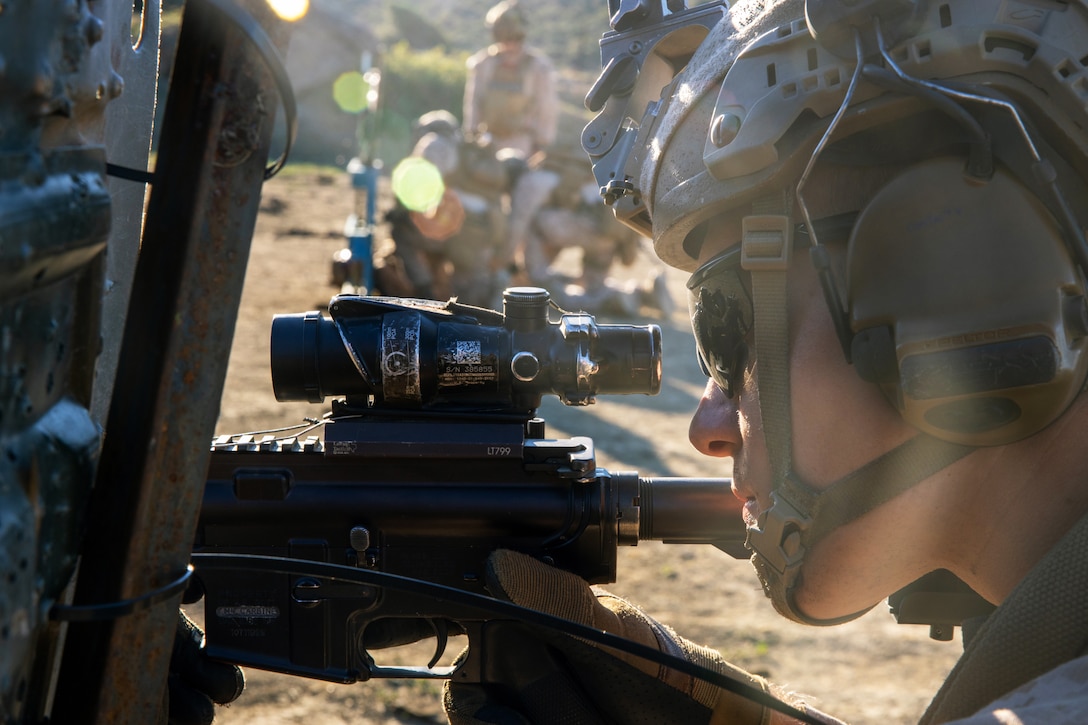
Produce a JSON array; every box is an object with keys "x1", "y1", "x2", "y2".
[{"x1": 372, "y1": 42, "x2": 468, "y2": 165}]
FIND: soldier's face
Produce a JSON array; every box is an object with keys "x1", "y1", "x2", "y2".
[{"x1": 685, "y1": 211, "x2": 934, "y2": 621}]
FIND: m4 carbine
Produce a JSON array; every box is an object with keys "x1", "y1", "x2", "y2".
[{"x1": 191, "y1": 288, "x2": 745, "y2": 683}]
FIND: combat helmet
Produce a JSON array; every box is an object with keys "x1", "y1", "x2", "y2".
[
  {"x1": 486, "y1": 1, "x2": 528, "y2": 44},
  {"x1": 412, "y1": 109, "x2": 461, "y2": 147},
  {"x1": 584, "y1": 0, "x2": 1088, "y2": 624}
]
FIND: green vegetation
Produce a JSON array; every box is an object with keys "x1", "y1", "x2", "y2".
[
  {"x1": 371, "y1": 42, "x2": 469, "y2": 163},
  {"x1": 151, "y1": 0, "x2": 659, "y2": 165},
  {"x1": 270, "y1": 161, "x2": 343, "y2": 178},
  {"x1": 368, "y1": 0, "x2": 609, "y2": 72}
]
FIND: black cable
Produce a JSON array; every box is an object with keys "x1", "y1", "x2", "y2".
[
  {"x1": 861, "y1": 64, "x2": 993, "y2": 178},
  {"x1": 106, "y1": 0, "x2": 298, "y2": 185},
  {"x1": 198, "y1": 0, "x2": 297, "y2": 180},
  {"x1": 191, "y1": 553, "x2": 824, "y2": 724},
  {"x1": 51, "y1": 567, "x2": 193, "y2": 622},
  {"x1": 106, "y1": 162, "x2": 156, "y2": 184}
]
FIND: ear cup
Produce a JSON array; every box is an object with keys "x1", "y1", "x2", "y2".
[{"x1": 846, "y1": 156, "x2": 1088, "y2": 446}]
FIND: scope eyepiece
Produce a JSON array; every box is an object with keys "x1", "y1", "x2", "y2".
[{"x1": 270, "y1": 288, "x2": 662, "y2": 411}]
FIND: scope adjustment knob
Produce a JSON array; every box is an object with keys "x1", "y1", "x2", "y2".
[{"x1": 511, "y1": 351, "x2": 541, "y2": 382}]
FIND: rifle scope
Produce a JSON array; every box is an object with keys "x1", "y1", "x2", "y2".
[{"x1": 271, "y1": 287, "x2": 662, "y2": 409}]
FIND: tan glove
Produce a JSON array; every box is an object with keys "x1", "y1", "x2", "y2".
[{"x1": 444, "y1": 549, "x2": 811, "y2": 725}]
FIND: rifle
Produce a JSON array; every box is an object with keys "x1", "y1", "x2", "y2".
[{"x1": 191, "y1": 287, "x2": 746, "y2": 684}]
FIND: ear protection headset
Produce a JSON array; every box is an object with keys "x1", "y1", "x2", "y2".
[
  {"x1": 798, "y1": 0, "x2": 1088, "y2": 447},
  {"x1": 845, "y1": 155, "x2": 1088, "y2": 445}
]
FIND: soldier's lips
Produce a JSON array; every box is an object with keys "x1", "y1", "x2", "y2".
[
  {"x1": 743, "y1": 498, "x2": 762, "y2": 527},
  {"x1": 731, "y1": 481, "x2": 762, "y2": 526}
]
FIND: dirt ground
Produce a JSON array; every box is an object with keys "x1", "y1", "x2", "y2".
[{"x1": 197, "y1": 168, "x2": 963, "y2": 724}]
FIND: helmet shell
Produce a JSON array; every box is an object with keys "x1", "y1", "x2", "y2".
[
  {"x1": 413, "y1": 109, "x2": 461, "y2": 145},
  {"x1": 487, "y1": 1, "x2": 527, "y2": 43},
  {"x1": 640, "y1": 0, "x2": 1088, "y2": 271}
]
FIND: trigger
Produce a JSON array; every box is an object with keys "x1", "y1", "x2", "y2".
[{"x1": 427, "y1": 619, "x2": 449, "y2": 669}]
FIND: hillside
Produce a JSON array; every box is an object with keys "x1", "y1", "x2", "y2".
[{"x1": 323, "y1": 0, "x2": 617, "y2": 72}]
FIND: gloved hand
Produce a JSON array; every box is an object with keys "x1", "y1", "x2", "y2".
[
  {"x1": 443, "y1": 550, "x2": 781, "y2": 725},
  {"x1": 164, "y1": 609, "x2": 245, "y2": 725}
]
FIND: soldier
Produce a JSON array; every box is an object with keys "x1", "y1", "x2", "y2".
[
  {"x1": 506, "y1": 153, "x2": 673, "y2": 317},
  {"x1": 462, "y1": 1, "x2": 558, "y2": 160},
  {"x1": 381, "y1": 110, "x2": 522, "y2": 308},
  {"x1": 442, "y1": 1, "x2": 1088, "y2": 724},
  {"x1": 380, "y1": 129, "x2": 462, "y2": 300}
]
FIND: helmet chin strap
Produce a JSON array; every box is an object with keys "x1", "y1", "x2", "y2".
[
  {"x1": 738, "y1": 208, "x2": 974, "y2": 626},
  {"x1": 749, "y1": 435, "x2": 974, "y2": 626}
]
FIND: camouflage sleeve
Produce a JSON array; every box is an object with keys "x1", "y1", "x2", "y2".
[{"x1": 941, "y1": 655, "x2": 1088, "y2": 725}]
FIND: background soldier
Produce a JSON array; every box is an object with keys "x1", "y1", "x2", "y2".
[
  {"x1": 506, "y1": 149, "x2": 673, "y2": 317},
  {"x1": 381, "y1": 109, "x2": 522, "y2": 308},
  {"x1": 462, "y1": 1, "x2": 558, "y2": 160}
]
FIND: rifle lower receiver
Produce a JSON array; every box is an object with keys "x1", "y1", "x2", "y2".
[{"x1": 192, "y1": 413, "x2": 745, "y2": 683}]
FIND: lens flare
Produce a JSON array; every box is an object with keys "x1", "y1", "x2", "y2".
[
  {"x1": 391, "y1": 157, "x2": 446, "y2": 212},
  {"x1": 266, "y1": 0, "x2": 309, "y2": 21},
  {"x1": 333, "y1": 71, "x2": 369, "y2": 114}
]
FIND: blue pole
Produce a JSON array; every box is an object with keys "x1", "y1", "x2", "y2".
[{"x1": 345, "y1": 157, "x2": 380, "y2": 293}]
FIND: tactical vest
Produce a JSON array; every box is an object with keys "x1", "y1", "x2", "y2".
[
  {"x1": 478, "y1": 55, "x2": 533, "y2": 139},
  {"x1": 921, "y1": 511, "x2": 1088, "y2": 722}
]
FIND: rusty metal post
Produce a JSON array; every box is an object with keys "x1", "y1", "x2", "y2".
[{"x1": 52, "y1": 1, "x2": 291, "y2": 721}]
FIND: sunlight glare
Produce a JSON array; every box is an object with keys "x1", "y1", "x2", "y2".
[{"x1": 266, "y1": 0, "x2": 308, "y2": 22}]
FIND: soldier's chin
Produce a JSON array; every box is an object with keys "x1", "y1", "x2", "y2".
[
  {"x1": 751, "y1": 554, "x2": 876, "y2": 627},
  {"x1": 790, "y1": 577, "x2": 878, "y2": 626}
]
